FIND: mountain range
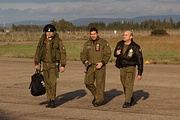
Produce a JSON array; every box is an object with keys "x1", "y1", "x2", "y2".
[
  {"x1": 71, "y1": 15, "x2": 179, "y2": 26},
  {"x1": 1, "y1": 15, "x2": 180, "y2": 27}
]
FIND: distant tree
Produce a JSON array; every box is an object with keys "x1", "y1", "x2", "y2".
[
  {"x1": 176, "y1": 21, "x2": 180, "y2": 28},
  {"x1": 140, "y1": 20, "x2": 149, "y2": 29},
  {"x1": 11, "y1": 24, "x2": 41, "y2": 31},
  {"x1": 165, "y1": 17, "x2": 175, "y2": 29},
  {"x1": 51, "y1": 19, "x2": 74, "y2": 32},
  {"x1": 9, "y1": 17, "x2": 180, "y2": 32},
  {"x1": 87, "y1": 22, "x2": 106, "y2": 30},
  {"x1": 150, "y1": 24, "x2": 156, "y2": 30},
  {"x1": 0, "y1": 28, "x2": 4, "y2": 32},
  {"x1": 169, "y1": 17, "x2": 174, "y2": 25},
  {"x1": 151, "y1": 29, "x2": 169, "y2": 36},
  {"x1": 11, "y1": 24, "x2": 18, "y2": 31}
]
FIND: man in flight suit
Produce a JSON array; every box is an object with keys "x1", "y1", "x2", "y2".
[
  {"x1": 34, "y1": 24, "x2": 66, "y2": 108},
  {"x1": 114, "y1": 30, "x2": 143, "y2": 108},
  {"x1": 80, "y1": 27, "x2": 111, "y2": 107}
]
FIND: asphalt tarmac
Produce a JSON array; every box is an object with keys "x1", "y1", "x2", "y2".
[{"x1": 0, "y1": 57, "x2": 180, "y2": 120}]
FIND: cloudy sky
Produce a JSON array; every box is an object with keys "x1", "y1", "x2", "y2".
[{"x1": 0, "y1": 0, "x2": 180, "y2": 23}]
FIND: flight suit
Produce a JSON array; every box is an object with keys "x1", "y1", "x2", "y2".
[
  {"x1": 34, "y1": 33, "x2": 66, "y2": 101},
  {"x1": 80, "y1": 36, "x2": 111, "y2": 104}
]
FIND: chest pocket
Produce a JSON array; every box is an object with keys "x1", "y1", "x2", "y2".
[{"x1": 51, "y1": 41, "x2": 61, "y2": 62}]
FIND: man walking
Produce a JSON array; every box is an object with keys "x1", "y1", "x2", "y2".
[
  {"x1": 114, "y1": 30, "x2": 143, "y2": 108},
  {"x1": 34, "y1": 24, "x2": 67, "y2": 108},
  {"x1": 80, "y1": 27, "x2": 111, "y2": 107}
]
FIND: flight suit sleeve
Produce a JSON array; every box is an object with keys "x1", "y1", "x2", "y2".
[
  {"x1": 80, "y1": 42, "x2": 88, "y2": 64},
  {"x1": 101, "y1": 41, "x2": 111, "y2": 65},
  {"x1": 34, "y1": 34, "x2": 45, "y2": 65},
  {"x1": 59, "y1": 39, "x2": 67, "y2": 67},
  {"x1": 135, "y1": 46, "x2": 143, "y2": 75}
]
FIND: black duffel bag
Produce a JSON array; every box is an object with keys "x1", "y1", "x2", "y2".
[{"x1": 29, "y1": 70, "x2": 46, "y2": 96}]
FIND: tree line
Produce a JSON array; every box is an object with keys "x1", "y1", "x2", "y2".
[{"x1": 10, "y1": 17, "x2": 180, "y2": 32}]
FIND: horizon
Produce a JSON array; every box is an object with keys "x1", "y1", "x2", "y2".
[{"x1": 3, "y1": 14, "x2": 180, "y2": 24}]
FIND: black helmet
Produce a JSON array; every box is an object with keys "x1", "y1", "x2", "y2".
[{"x1": 43, "y1": 24, "x2": 56, "y2": 32}]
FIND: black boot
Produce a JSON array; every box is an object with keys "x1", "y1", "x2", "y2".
[
  {"x1": 46, "y1": 100, "x2": 52, "y2": 108},
  {"x1": 92, "y1": 98, "x2": 96, "y2": 104},
  {"x1": 50, "y1": 100, "x2": 56, "y2": 108},
  {"x1": 122, "y1": 102, "x2": 131, "y2": 108},
  {"x1": 130, "y1": 94, "x2": 135, "y2": 106}
]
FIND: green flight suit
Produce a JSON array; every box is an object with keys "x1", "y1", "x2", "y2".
[
  {"x1": 34, "y1": 33, "x2": 66, "y2": 101},
  {"x1": 80, "y1": 36, "x2": 111, "y2": 103}
]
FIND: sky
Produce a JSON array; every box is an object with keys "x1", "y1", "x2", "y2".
[{"x1": 0, "y1": 0, "x2": 180, "y2": 24}]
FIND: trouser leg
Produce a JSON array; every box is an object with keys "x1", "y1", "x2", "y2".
[
  {"x1": 120, "y1": 66, "x2": 136, "y2": 102},
  {"x1": 84, "y1": 65, "x2": 106, "y2": 103},
  {"x1": 95, "y1": 66, "x2": 106, "y2": 103},
  {"x1": 43, "y1": 63, "x2": 57, "y2": 101},
  {"x1": 84, "y1": 66, "x2": 96, "y2": 97}
]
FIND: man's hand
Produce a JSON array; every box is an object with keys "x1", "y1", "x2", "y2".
[
  {"x1": 60, "y1": 67, "x2": 65, "y2": 73},
  {"x1": 137, "y1": 75, "x2": 142, "y2": 80},
  {"x1": 116, "y1": 50, "x2": 121, "y2": 55},
  {"x1": 35, "y1": 65, "x2": 39, "y2": 70},
  {"x1": 96, "y1": 62, "x2": 103, "y2": 69}
]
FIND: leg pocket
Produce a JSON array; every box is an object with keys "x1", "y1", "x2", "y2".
[
  {"x1": 125, "y1": 72, "x2": 134, "y2": 88},
  {"x1": 126, "y1": 72, "x2": 133, "y2": 82}
]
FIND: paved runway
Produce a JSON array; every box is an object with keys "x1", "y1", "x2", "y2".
[{"x1": 0, "y1": 57, "x2": 180, "y2": 120}]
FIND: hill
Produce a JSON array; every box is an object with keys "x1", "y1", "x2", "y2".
[
  {"x1": 132, "y1": 15, "x2": 180, "y2": 23},
  {"x1": 1, "y1": 15, "x2": 180, "y2": 27},
  {"x1": 70, "y1": 18, "x2": 131, "y2": 26},
  {"x1": 1, "y1": 20, "x2": 51, "y2": 27},
  {"x1": 71, "y1": 15, "x2": 180, "y2": 26}
]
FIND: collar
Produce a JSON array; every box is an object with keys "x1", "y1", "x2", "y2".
[{"x1": 89, "y1": 36, "x2": 100, "y2": 42}]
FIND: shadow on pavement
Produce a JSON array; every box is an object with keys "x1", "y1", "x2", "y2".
[
  {"x1": 132, "y1": 90, "x2": 150, "y2": 106},
  {"x1": 0, "y1": 110, "x2": 12, "y2": 120},
  {"x1": 39, "y1": 89, "x2": 87, "y2": 107},
  {"x1": 102, "y1": 89, "x2": 123, "y2": 105},
  {"x1": 55, "y1": 89, "x2": 87, "y2": 107}
]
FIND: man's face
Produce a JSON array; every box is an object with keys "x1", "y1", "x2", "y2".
[
  {"x1": 90, "y1": 31, "x2": 98, "y2": 40},
  {"x1": 123, "y1": 31, "x2": 132, "y2": 41},
  {"x1": 46, "y1": 31, "x2": 54, "y2": 38}
]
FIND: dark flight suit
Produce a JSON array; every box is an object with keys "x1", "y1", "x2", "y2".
[
  {"x1": 80, "y1": 36, "x2": 111, "y2": 104},
  {"x1": 34, "y1": 33, "x2": 66, "y2": 101},
  {"x1": 114, "y1": 40, "x2": 143, "y2": 103}
]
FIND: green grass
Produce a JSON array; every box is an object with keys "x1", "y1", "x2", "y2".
[
  {"x1": 1, "y1": 36, "x2": 180, "y2": 64},
  {"x1": 0, "y1": 43, "x2": 36, "y2": 58},
  {"x1": 64, "y1": 41, "x2": 84, "y2": 61},
  {"x1": 0, "y1": 41, "x2": 85, "y2": 60}
]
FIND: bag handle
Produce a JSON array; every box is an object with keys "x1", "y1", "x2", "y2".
[
  {"x1": 36, "y1": 69, "x2": 41, "y2": 74},
  {"x1": 35, "y1": 61, "x2": 42, "y2": 73}
]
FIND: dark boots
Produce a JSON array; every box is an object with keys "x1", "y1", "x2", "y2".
[
  {"x1": 46, "y1": 100, "x2": 55, "y2": 108},
  {"x1": 123, "y1": 95, "x2": 135, "y2": 108}
]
